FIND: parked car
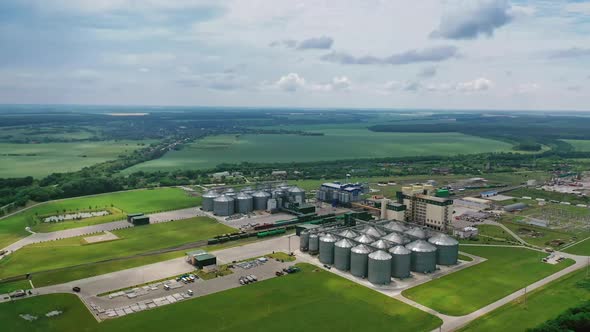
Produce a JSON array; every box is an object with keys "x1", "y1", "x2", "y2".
[
  {"x1": 72, "y1": 286, "x2": 81, "y2": 293},
  {"x1": 275, "y1": 271, "x2": 283, "y2": 276},
  {"x1": 187, "y1": 289, "x2": 194, "y2": 296},
  {"x1": 249, "y1": 274, "x2": 257, "y2": 281},
  {"x1": 164, "y1": 284, "x2": 170, "y2": 290},
  {"x1": 9, "y1": 290, "x2": 26, "y2": 298},
  {"x1": 246, "y1": 275, "x2": 255, "y2": 283},
  {"x1": 239, "y1": 278, "x2": 245, "y2": 285}
]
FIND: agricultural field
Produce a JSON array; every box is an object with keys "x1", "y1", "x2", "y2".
[
  {"x1": 459, "y1": 267, "x2": 590, "y2": 332},
  {"x1": 124, "y1": 130, "x2": 514, "y2": 172},
  {"x1": 0, "y1": 217, "x2": 234, "y2": 279},
  {"x1": 563, "y1": 139, "x2": 590, "y2": 151},
  {"x1": 506, "y1": 187, "x2": 590, "y2": 205},
  {"x1": 0, "y1": 125, "x2": 100, "y2": 142},
  {"x1": 1, "y1": 264, "x2": 442, "y2": 332},
  {"x1": 402, "y1": 246, "x2": 573, "y2": 316},
  {"x1": 0, "y1": 140, "x2": 151, "y2": 178},
  {"x1": 0, "y1": 188, "x2": 199, "y2": 249},
  {"x1": 459, "y1": 225, "x2": 520, "y2": 245}
]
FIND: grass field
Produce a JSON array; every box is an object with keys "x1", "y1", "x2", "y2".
[
  {"x1": 563, "y1": 238, "x2": 590, "y2": 256},
  {"x1": 1, "y1": 264, "x2": 442, "y2": 332},
  {"x1": 402, "y1": 246, "x2": 573, "y2": 316},
  {"x1": 0, "y1": 140, "x2": 151, "y2": 178},
  {"x1": 500, "y1": 220, "x2": 587, "y2": 249},
  {"x1": 506, "y1": 187, "x2": 590, "y2": 205},
  {"x1": 0, "y1": 217, "x2": 234, "y2": 279},
  {"x1": 459, "y1": 267, "x2": 590, "y2": 332},
  {"x1": 124, "y1": 130, "x2": 513, "y2": 172},
  {"x1": 459, "y1": 225, "x2": 521, "y2": 245},
  {"x1": 563, "y1": 139, "x2": 590, "y2": 151},
  {"x1": 0, "y1": 188, "x2": 199, "y2": 249}
]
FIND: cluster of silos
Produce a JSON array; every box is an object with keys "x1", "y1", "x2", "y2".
[
  {"x1": 202, "y1": 190, "x2": 219, "y2": 212},
  {"x1": 213, "y1": 195, "x2": 235, "y2": 216},
  {"x1": 288, "y1": 186, "x2": 305, "y2": 204},
  {"x1": 405, "y1": 240, "x2": 437, "y2": 273}
]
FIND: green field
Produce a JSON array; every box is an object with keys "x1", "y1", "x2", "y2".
[
  {"x1": 1, "y1": 264, "x2": 442, "y2": 332},
  {"x1": 459, "y1": 267, "x2": 590, "y2": 331},
  {"x1": 563, "y1": 139, "x2": 590, "y2": 151},
  {"x1": 124, "y1": 130, "x2": 514, "y2": 172},
  {"x1": 0, "y1": 217, "x2": 234, "y2": 279},
  {"x1": 459, "y1": 225, "x2": 521, "y2": 245},
  {"x1": 0, "y1": 188, "x2": 199, "y2": 249},
  {"x1": 506, "y1": 187, "x2": 590, "y2": 205},
  {"x1": 0, "y1": 140, "x2": 150, "y2": 178},
  {"x1": 500, "y1": 220, "x2": 587, "y2": 249},
  {"x1": 402, "y1": 246, "x2": 573, "y2": 316},
  {"x1": 563, "y1": 238, "x2": 590, "y2": 256}
]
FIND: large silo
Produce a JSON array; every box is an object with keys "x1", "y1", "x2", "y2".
[
  {"x1": 288, "y1": 187, "x2": 306, "y2": 204},
  {"x1": 308, "y1": 233, "x2": 320, "y2": 255},
  {"x1": 382, "y1": 232, "x2": 410, "y2": 246},
  {"x1": 405, "y1": 227, "x2": 427, "y2": 240},
  {"x1": 362, "y1": 226, "x2": 386, "y2": 238},
  {"x1": 338, "y1": 229, "x2": 358, "y2": 239},
  {"x1": 354, "y1": 234, "x2": 375, "y2": 245},
  {"x1": 319, "y1": 234, "x2": 338, "y2": 264},
  {"x1": 368, "y1": 250, "x2": 392, "y2": 284},
  {"x1": 213, "y1": 195, "x2": 235, "y2": 216},
  {"x1": 300, "y1": 231, "x2": 310, "y2": 251},
  {"x1": 334, "y1": 238, "x2": 354, "y2": 271},
  {"x1": 383, "y1": 221, "x2": 407, "y2": 233},
  {"x1": 428, "y1": 234, "x2": 459, "y2": 265},
  {"x1": 406, "y1": 240, "x2": 437, "y2": 273},
  {"x1": 202, "y1": 190, "x2": 219, "y2": 212},
  {"x1": 235, "y1": 192, "x2": 253, "y2": 214},
  {"x1": 350, "y1": 244, "x2": 372, "y2": 278},
  {"x1": 389, "y1": 245, "x2": 411, "y2": 278},
  {"x1": 252, "y1": 191, "x2": 270, "y2": 210},
  {"x1": 370, "y1": 239, "x2": 392, "y2": 251}
]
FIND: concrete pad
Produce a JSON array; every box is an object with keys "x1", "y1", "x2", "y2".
[{"x1": 84, "y1": 231, "x2": 119, "y2": 244}]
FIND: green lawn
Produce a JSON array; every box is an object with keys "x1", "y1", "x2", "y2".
[
  {"x1": 506, "y1": 187, "x2": 590, "y2": 205},
  {"x1": 563, "y1": 238, "x2": 590, "y2": 256},
  {"x1": 402, "y1": 246, "x2": 574, "y2": 316},
  {"x1": 0, "y1": 187, "x2": 199, "y2": 249},
  {"x1": 500, "y1": 220, "x2": 587, "y2": 249},
  {"x1": 0, "y1": 217, "x2": 234, "y2": 279},
  {"x1": 1, "y1": 264, "x2": 442, "y2": 332},
  {"x1": 459, "y1": 225, "x2": 521, "y2": 245},
  {"x1": 459, "y1": 267, "x2": 590, "y2": 332},
  {"x1": 563, "y1": 139, "x2": 590, "y2": 152},
  {"x1": 0, "y1": 279, "x2": 31, "y2": 294},
  {"x1": 124, "y1": 130, "x2": 513, "y2": 172},
  {"x1": 0, "y1": 140, "x2": 151, "y2": 178}
]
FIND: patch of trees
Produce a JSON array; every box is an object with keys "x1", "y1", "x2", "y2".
[{"x1": 528, "y1": 300, "x2": 590, "y2": 332}]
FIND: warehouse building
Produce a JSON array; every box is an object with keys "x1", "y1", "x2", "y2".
[
  {"x1": 504, "y1": 202, "x2": 528, "y2": 212},
  {"x1": 316, "y1": 182, "x2": 367, "y2": 205},
  {"x1": 129, "y1": 215, "x2": 150, "y2": 225},
  {"x1": 186, "y1": 249, "x2": 217, "y2": 269}
]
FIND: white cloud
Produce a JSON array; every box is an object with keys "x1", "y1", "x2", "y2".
[
  {"x1": 102, "y1": 52, "x2": 177, "y2": 66},
  {"x1": 310, "y1": 76, "x2": 352, "y2": 92},
  {"x1": 274, "y1": 73, "x2": 306, "y2": 92},
  {"x1": 456, "y1": 78, "x2": 494, "y2": 91}
]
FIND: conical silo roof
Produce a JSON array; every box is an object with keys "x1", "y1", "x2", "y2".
[
  {"x1": 382, "y1": 232, "x2": 410, "y2": 245},
  {"x1": 320, "y1": 234, "x2": 338, "y2": 243},
  {"x1": 214, "y1": 194, "x2": 234, "y2": 202},
  {"x1": 428, "y1": 234, "x2": 459, "y2": 246},
  {"x1": 252, "y1": 190, "x2": 270, "y2": 198},
  {"x1": 203, "y1": 190, "x2": 219, "y2": 198},
  {"x1": 389, "y1": 245, "x2": 411, "y2": 255},
  {"x1": 406, "y1": 240, "x2": 437, "y2": 253},
  {"x1": 383, "y1": 221, "x2": 407, "y2": 233},
  {"x1": 369, "y1": 250, "x2": 392, "y2": 260},
  {"x1": 335, "y1": 238, "x2": 355, "y2": 248},
  {"x1": 371, "y1": 239, "x2": 392, "y2": 250},
  {"x1": 351, "y1": 244, "x2": 372, "y2": 254},
  {"x1": 338, "y1": 229, "x2": 358, "y2": 238},
  {"x1": 405, "y1": 227, "x2": 427, "y2": 239},
  {"x1": 363, "y1": 226, "x2": 385, "y2": 238},
  {"x1": 354, "y1": 234, "x2": 375, "y2": 244}
]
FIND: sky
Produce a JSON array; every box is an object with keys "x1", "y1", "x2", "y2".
[{"x1": 0, "y1": 0, "x2": 589, "y2": 110}]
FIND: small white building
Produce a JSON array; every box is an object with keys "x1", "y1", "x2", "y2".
[{"x1": 454, "y1": 226, "x2": 479, "y2": 239}]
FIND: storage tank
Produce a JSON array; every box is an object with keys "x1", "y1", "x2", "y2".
[
  {"x1": 383, "y1": 221, "x2": 407, "y2": 233},
  {"x1": 338, "y1": 229, "x2": 358, "y2": 239},
  {"x1": 370, "y1": 239, "x2": 392, "y2": 250},
  {"x1": 405, "y1": 227, "x2": 427, "y2": 240},
  {"x1": 350, "y1": 244, "x2": 372, "y2": 278},
  {"x1": 368, "y1": 250, "x2": 392, "y2": 284},
  {"x1": 362, "y1": 226, "x2": 386, "y2": 238},
  {"x1": 235, "y1": 192, "x2": 253, "y2": 214},
  {"x1": 319, "y1": 234, "x2": 338, "y2": 264},
  {"x1": 201, "y1": 190, "x2": 219, "y2": 212},
  {"x1": 334, "y1": 238, "x2": 354, "y2": 271},
  {"x1": 406, "y1": 240, "x2": 437, "y2": 273},
  {"x1": 300, "y1": 231, "x2": 310, "y2": 251},
  {"x1": 354, "y1": 234, "x2": 375, "y2": 244},
  {"x1": 213, "y1": 195, "x2": 235, "y2": 216},
  {"x1": 288, "y1": 187, "x2": 306, "y2": 204},
  {"x1": 308, "y1": 233, "x2": 320, "y2": 254},
  {"x1": 382, "y1": 232, "x2": 410, "y2": 246},
  {"x1": 428, "y1": 234, "x2": 459, "y2": 265},
  {"x1": 252, "y1": 191, "x2": 270, "y2": 210},
  {"x1": 389, "y1": 245, "x2": 411, "y2": 278}
]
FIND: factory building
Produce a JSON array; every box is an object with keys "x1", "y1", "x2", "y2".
[
  {"x1": 397, "y1": 185, "x2": 453, "y2": 231},
  {"x1": 316, "y1": 182, "x2": 367, "y2": 205},
  {"x1": 186, "y1": 250, "x2": 217, "y2": 269}
]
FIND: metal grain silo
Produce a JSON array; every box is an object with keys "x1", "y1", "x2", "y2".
[
  {"x1": 368, "y1": 250, "x2": 392, "y2": 284},
  {"x1": 338, "y1": 229, "x2": 358, "y2": 239},
  {"x1": 406, "y1": 240, "x2": 437, "y2": 273},
  {"x1": 383, "y1": 221, "x2": 407, "y2": 233},
  {"x1": 381, "y1": 232, "x2": 410, "y2": 246},
  {"x1": 300, "y1": 231, "x2": 310, "y2": 251},
  {"x1": 235, "y1": 192, "x2": 253, "y2": 214},
  {"x1": 334, "y1": 238, "x2": 354, "y2": 271},
  {"x1": 354, "y1": 234, "x2": 375, "y2": 245},
  {"x1": 213, "y1": 195, "x2": 235, "y2": 216},
  {"x1": 288, "y1": 187, "x2": 306, "y2": 204},
  {"x1": 202, "y1": 190, "x2": 219, "y2": 212},
  {"x1": 389, "y1": 245, "x2": 411, "y2": 278},
  {"x1": 252, "y1": 191, "x2": 270, "y2": 210},
  {"x1": 428, "y1": 234, "x2": 459, "y2": 265},
  {"x1": 370, "y1": 239, "x2": 392, "y2": 251},
  {"x1": 308, "y1": 233, "x2": 320, "y2": 254},
  {"x1": 319, "y1": 234, "x2": 338, "y2": 264},
  {"x1": 362, "y1": 226, "x2": 386, "y2": 238},
  {"x1": 405, "y1": 227, "x2": 427, "y2": 240},
  {"x1": 350, "y1": 244, "x2": 372, "y2": 278}
]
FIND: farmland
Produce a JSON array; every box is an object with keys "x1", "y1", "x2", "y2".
[
  {"x1": 563, "y1": 139, "x2": 590, "y2": 151},
  {"x1": 124, "y1": 130, "x2": 514, "y2": 172},
  {"x1": 0, "y1": 140, "x2": 151, "y2": 178},
  {"x1": 0, "y1": 217, "x2": 234, "y2": 279},
  {"x1": 402, "y1": 246, "x2": 573, "y2": 316},
  {"x1": 1, "y1": 264, "x2": 442, "y2": 332},
  {"x1": 0, "y1": 188, "x2": 200, "y2": 250},
  {"x1": 459, "y1": 267, "x2": 590, "y2": 332}
]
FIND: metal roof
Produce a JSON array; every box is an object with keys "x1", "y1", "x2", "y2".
[
  {"x1": 428, "y1": 234, "x2": 459, "y2": 246},
  {"x1": 236, "y1": 192, "x2": 252, "y2": 199},
  {"x1": 381, "y1": 232, "x2": 410, "y2": 245},
  {"x1": 389, "y1": 245, "x2": 411, "y2": 255},
  {"x1": 322, "y1": 183, "x2": 342, "y2": 189},
  {"x1": 252, "y1": 190, "x2": 271, "y2": 198},
  {"x1": 363, "y1": 226, "x2": 385, "y2": 238},
  {"x1": 354, "y1": 234, "x2": 375, "y2": 244},
  {"x1": 371, "y1": 239, "x2": 392, "y2": 250},
  {"x1": 335, "y1": 238, "x2": 355, "y2": 248},
  {"x1": 406, "y1": 240, "x2": 437, "y2": 253},
  {"x1": 288, "y1": 187, "x2": 305, "y2": 193},
  {"x1": 405, "y1": 227, "x2": 427, "y2": 239},
  {"x1": 214, "y1": 194, "x2": 234, "y2": 202},
  {"x1": 338, "y1": 229, "x2": 358, "y2": 238},
  {"x1": 369, "y1": 250, "x2": 392, "y2": 260},
  {"x1": 202, "y1": 190, "x2": 219, "y2": 198},
  {"x1": 320, "y1": 234, "x2": 338, "y2": 243},
  {"x1": 383, "y1": 221, "x2": 407, "y2": 233},
  {"x1": 351, "y1": 244, "x2": 372, "y2": 254}
]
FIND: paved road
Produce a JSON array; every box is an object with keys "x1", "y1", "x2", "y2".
[{"x1": 0, "y1": 207, "x2": 202, "y2": 255}]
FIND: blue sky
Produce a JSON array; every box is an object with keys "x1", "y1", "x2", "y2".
[{"x1": 0, "y1": 0, "x2": 589, "y2": 110}]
